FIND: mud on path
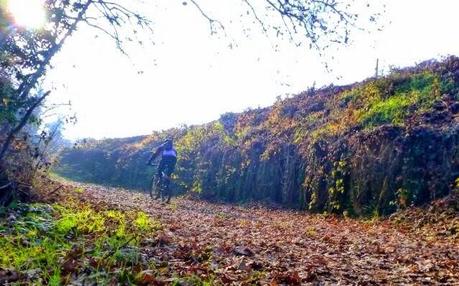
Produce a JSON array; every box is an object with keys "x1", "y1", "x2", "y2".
[{"x1": 73, "y1": 183, "x2": 458, "y2": 285}]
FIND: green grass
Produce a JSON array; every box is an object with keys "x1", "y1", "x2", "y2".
[
  {"x1": 360, "y1": 94, "x2": 412, "y2": 127},
  {"x1": 172, "y1": 275, "x2": 216, "y2": 286},
  {"x1": 0, "y1": 201, "x2": 161, "y2": 285},
  {"x1": 301, "y1": 71, "x2": 444, "y2": 140},
  {"x1": 359, "y1": 72, "x2": 440, "y2": 128}
]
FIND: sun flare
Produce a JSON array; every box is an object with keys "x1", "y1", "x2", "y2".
[{"x1": 7, "y1": 0, "x2": 46, "y2": 29}]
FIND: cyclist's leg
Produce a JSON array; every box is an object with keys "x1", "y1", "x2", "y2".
[
  {"x1": 154, "y1": 167, "x2": 164, "y2": 199},
  {"x1": 163, "y1": 167, "x2": 173, "y2": 203},
  {"x1": 150, "y1": 175, "x2": 159, "y2": 199}
]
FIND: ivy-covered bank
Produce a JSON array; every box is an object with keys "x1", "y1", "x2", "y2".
[{"x1": 55, "y1": 57, "x2": 459, "y2": 216}]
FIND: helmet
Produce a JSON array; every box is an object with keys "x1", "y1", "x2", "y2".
[{"x1": 164, "y1": 138, "x2": 173, "y2": 149}]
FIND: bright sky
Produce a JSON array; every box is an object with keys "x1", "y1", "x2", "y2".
[{"x1": 42, "y1": 0, "x2": 459, "y2": 140}]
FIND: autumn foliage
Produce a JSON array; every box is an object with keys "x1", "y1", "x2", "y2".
[{"x1": 55, "y1": 57, "x2": 459, "y2": 216}]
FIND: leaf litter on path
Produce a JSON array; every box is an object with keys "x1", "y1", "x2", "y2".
[{"x1": 56, "y1": 182, "x2": 459, "y2": 285}]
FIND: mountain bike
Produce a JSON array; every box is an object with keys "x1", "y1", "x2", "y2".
[{"x1": 148, "y1": 163, "x2": 172, "y2": 203}]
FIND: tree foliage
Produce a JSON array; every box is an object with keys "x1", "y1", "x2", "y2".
[
  {"x1": 0, "y1": 0, "x2": 151, "y2": 162},
  {"x1": 0, "y1": 0, "x2": 151, "y2": 204}
]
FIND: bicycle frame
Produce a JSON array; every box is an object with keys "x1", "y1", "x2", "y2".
[{"x1": 148, "y1": 164, "x2": 172, "y2": 202}]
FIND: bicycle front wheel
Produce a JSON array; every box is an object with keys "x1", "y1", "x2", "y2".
[{"x1": 149, "y1": 177, "x2": 161, "y2": 200}]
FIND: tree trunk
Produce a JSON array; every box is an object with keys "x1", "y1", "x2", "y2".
[{"x1": 0, "y1": 91, "x2": 50, "y2": 162}]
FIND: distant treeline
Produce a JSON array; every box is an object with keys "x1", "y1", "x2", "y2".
[{"x1": 55, "y1": 57, "x2": 459, "y2": 216}]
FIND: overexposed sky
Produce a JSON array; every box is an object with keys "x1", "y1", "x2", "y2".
[{"x1": 43, "y1": 0, "x2": 459, "y2": 139}]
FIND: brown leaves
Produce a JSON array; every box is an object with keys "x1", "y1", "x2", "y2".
[
  {"x1": 0, "y1": 268, "x2": 22, "y2": 284},
  {"x1": 233, "y1": 246, "x2": 254, "y2": 257},
  {"x1": 33, "y1": 183, "x2": 459, "y2": 285},
  {"x1": 135, "y1": 270, "x2": 166, "y2": 286},
  {"x1": 271, "y1": 271, "x2": 301, "y2": 285},
  {"x1": 61, "y1": 258, "x2": 80, "y2": 275},
  {"x1": 155, "y1": 231, "x2": 173, "y2": 246}
]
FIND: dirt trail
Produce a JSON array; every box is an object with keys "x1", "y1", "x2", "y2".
[{"x1": 77, "y1": 184, "x2": 458, "y2": 285}]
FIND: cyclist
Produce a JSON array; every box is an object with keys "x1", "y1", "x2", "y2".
[{"x1": 147, "y1": 139, "x2": 177, "y2": 202}]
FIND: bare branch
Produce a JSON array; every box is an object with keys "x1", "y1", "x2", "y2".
[
  {"x1": 84, "y1": 19, "x2": 127, "y2": 54},
  {"x1": 17, "y1": 0, "x2": 94, "y2": 102},
  {"x1": 263, "y1": 0, "x2": 359, "y2": 48},
  {"x1": 242, "y1": 0, "x2": 268, "y2": 33},
  {"x1": 189, "y1": 0, "x2": 225, "y2": 35}
]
